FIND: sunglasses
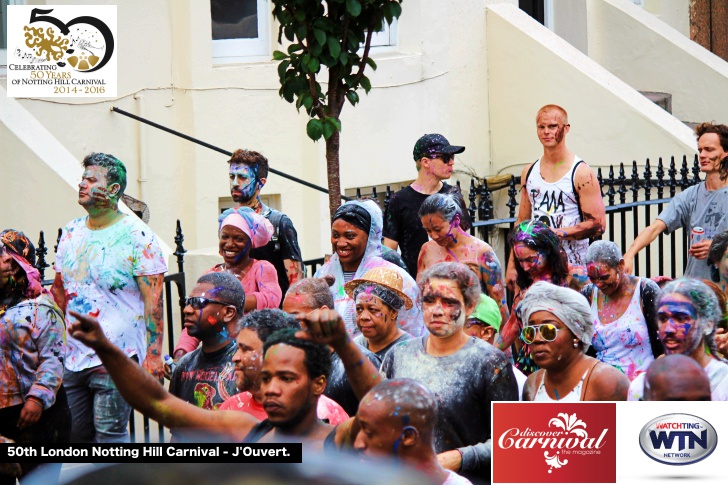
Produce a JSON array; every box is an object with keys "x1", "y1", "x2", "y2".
[
  {"x1": 184, "y1": 296, "x2": 231, "y2": 310},
  {"x1": 521, "y1": 324, "x2": 561, "y2": 344},
  {"x1": 430, "y1": 153, "x2": 454, "y2": 163}
]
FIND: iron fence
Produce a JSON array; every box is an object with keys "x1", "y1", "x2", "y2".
[{"x1": 326, "y1": 154, "x2": 703, "y2": 282}]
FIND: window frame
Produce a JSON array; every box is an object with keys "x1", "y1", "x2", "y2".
[
  {"x1": 368, "y1": 18, "x2": 398, "y2": 48},
  {"x1": 211, "y1": 0, "x2": 271, "y2": 64}
]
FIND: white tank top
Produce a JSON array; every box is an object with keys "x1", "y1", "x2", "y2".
[
  {"x1": 590, "y1": 279, "x2": 654, "y2": 381},
  {"x1": 534, "y1": 369, "x2": 588, "y2": 402},
  {"x1": 525, "y1": 157, "x2": 587, "y2": 265}
]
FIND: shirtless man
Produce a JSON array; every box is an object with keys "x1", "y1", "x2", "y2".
[{"x1": 506, "y1": 105, "x2": 605, "y2": 290}]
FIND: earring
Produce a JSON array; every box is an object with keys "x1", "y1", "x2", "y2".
[{"x1": 573, "y1": 341, "x2": 579, "y2": 348}]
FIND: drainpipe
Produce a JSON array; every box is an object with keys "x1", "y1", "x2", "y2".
[{"x1": 133, "y1": 93, "x2": 148, "y2": 202}]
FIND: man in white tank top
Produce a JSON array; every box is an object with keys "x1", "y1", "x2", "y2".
[{"x1": 506, "y1": 105, "x2": 606, "y2": 290}]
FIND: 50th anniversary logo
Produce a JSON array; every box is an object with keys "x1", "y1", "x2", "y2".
[{"x1": 6, "y1": 5, "x2": 116, "y2": 98}]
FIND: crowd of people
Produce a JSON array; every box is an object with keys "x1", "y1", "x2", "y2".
[{"x1": 2, "y1": 105, "x2": 728, "y2": 484}]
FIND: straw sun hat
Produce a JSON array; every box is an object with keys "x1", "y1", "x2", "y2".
[{"x1": 344, "y1": 267, "x2": 413, "y2": 310}]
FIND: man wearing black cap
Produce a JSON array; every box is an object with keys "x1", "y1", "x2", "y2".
[{"x1": 383, "y1": 134, "x2": 465, "y2": 278}]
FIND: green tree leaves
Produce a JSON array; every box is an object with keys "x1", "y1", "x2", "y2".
[{"x1": 271, "y1": 0, "x2": 403, "y2": 142}]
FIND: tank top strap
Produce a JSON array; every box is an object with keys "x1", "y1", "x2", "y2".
[
  {"x1": 242, "y1": 419, "x2": 275, "y2": 443},
  {"x1": 579, "y1": 360, "x2": 601, "y2": 401}
]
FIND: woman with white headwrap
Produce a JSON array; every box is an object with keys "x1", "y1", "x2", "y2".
[
  {"x1": 315, "y1": 200, "x2": 425, "y2": 337},
  {"x1": 173, "y1": 207, "x2": 282, "y2": 358},
  {"x1": 519, "y1": 282, "x2": 630, "y2": 401}
]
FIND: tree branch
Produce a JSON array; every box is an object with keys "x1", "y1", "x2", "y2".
[
  {"x1": 353, "y1": 25, "x2": 374, "y2": 85},
  {"x1": 308, "y1": 73, "x2": 327, "y2": 119}
]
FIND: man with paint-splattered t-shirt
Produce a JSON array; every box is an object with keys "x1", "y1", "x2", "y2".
[{"x1": 52, "y1": 153, "x2": 167, "y2": 443}]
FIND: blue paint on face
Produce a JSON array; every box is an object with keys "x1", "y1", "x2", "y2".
[
  {"x1": 657, "y1": 299, "x2": 700, "y2": 354},
  {"x1": 229, "y1": 163, "x2": 259, "y2": 203}
]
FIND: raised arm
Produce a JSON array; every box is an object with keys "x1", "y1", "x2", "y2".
[
  {"x1": 623, "y1": 219, "x2": 668, "y2": 274},
  {"x1": 297, "y1": 309, "x2": 382, "y2": 400},
  {"x1": 136, "y1": 273, "x2": 165, "y2": 379},
  {"x1": 67, "y1": 311, "x2": 256, "y2": 441},
  {"x1": 552, "y1": 164, "x2": 605, "y2": 241},
  {"x1": 506, "y1": 164, "x2": 534, "y2": 291},
  {"x1": 479, "y1": 247, "x2": 509, "y2": 323}
]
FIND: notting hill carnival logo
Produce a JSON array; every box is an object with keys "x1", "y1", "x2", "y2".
[
  {"x1": 493, "y1": 403, "x2": 616, "y2": 483},
  {"x1": 639, "y1": 414, "x2": 717, "y2": 466},
  {"x1": 6, "y1": 6, "x2": 117, "y2": 98}
]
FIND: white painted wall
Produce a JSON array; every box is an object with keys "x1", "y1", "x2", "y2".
[
  {"x1": 642, "y1": 0, "x2": 690, "y2": 37},
  {"x1": 1, "y1": 0, "x2": 515, "y2": 283},
  {"x1": 486, "y1": 3, "x2": 696, "y2": 197},
  {"x1": 586, "y1": 0, "x2": 728, "y2": 124}
]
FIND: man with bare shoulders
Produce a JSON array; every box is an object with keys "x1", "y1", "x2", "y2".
[{"x1": 506, "y1": 105, "x2": 605, "y2": 290}]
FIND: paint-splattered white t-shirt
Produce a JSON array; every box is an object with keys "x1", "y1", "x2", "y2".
[{"x1": 55, "y1": 215, "x2": 167, "y2": 371}]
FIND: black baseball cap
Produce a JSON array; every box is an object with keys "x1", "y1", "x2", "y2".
[{"x1": 413, "y1": 134, "x2": 465, "y2": 161}]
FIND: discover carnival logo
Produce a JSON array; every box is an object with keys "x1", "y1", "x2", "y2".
[
  {"x1": 493, "y1": 403, "x2": 616, "y2": 483},
  {"x1": 6, "y1": 5, "x2": 117, "y2": 98},
  {"x1": 639, "y1": 413, "x2": 717, "y2": 466}
]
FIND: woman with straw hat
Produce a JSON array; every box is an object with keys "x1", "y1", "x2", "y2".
[{"x1": 346, "y1": 267, "x2": 415, "y2": 359}]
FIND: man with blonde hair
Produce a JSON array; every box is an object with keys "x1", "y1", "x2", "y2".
[{"x1": 506, "y1": 105, "x2": 605, "y2": 290}]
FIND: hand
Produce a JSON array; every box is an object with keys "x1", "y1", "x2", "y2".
[
  {"x1": 437, "y1": 449, "x2": 462, "y2": 471},
  {"x1": 68, "y1": 310, "x2": 110, "y2": 351},
  {"x1": 688, "y1": 240, "x2": 712, "y2": 260},
  {"x1": 650, "y1": 275, "x2": 673, "y2": 287},
  {"x1": 17, "y1": 398, "x2": 43, "y2": 429},
  {"x1": 716, "y1": 328, "x2": 728, "y2": 357},
  {"x1": 294, "y1": 309, "x2": 348, "y2": 349},
  {"x1": 505, "y1": 264, "x2": 518, "y2": 293},
  {"x1": 143, "y1": 354, "x2": 165, "y2": 380}
]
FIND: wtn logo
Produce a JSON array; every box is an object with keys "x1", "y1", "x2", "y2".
[
  {"x1": 649, "y1": 430, "x2": 707, "y2": 451},
  {"x1": 639, "y1": 414, "x2": 717, "y2": 465}
]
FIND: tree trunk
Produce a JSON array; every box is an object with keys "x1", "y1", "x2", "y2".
[{"x1": 325, "y1": 128, "x2": 342, "y2": 221}]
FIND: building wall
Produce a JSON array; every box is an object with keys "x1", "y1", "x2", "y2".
[
  {"x1": 587, "y1": 0, "x2": 728, "y2": 124},
  {"x1": 1, "y1": 0, "x2": 514, "y2": 286}
]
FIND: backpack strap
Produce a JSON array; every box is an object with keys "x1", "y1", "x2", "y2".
[{"x1": 266, "y1": 210, "x2": 285, "y2": 253}]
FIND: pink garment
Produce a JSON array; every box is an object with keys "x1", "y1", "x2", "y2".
[
  {"x1": 219, "y1": 391, "x2": 350, "y2": 425},
  {"x1": 173, "y1": 261, "x2": 282, "y2": 355}
]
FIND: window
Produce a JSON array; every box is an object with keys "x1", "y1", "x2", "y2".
[
  {"x1": 369, "y1": 19, "x2": 397, "y2": 48},
  {"x1": 211, "y1": 0, "x2": 270, "y2": 63}
]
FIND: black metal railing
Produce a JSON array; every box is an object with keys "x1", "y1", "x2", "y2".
[
  {"x1": 339, "y1": 154, "x2": 702, "y2": 282},
  {"x1": 34, "y1": 220, "x2": 187, "y2": 443}
]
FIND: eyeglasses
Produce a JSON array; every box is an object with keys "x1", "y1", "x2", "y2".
[
  {"x1": 430, "y1": 153, "x2": 453, "y2": 163},
  {"x1": 521, "y1": 324, "x2": 561, "y2": 344},
  {"x1": 184, "y1": 296, "x2": 230, "y2": 310}
]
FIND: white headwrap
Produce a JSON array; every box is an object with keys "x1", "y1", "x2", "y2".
[{"x1": 517, "y1": 281, "x2": 594, "y2": 350}]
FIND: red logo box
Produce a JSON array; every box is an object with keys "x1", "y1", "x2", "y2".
[{"x1": 493, "y1": 403, "x2": 616, "y2": 483}]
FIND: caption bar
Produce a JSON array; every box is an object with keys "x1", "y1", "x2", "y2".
[{"x1": 0, "y1": 443, "x2": 302, "y2": 464}]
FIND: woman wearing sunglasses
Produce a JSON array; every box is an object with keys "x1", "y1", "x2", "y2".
[
  {"x1": 173, "y1": 207, "x2": 282, "y2": 359},
  {"x1": 496, "y1": 220, "x2": 588, "y2": 374},
  {"x1": 519, "y1": 282, "x2": 630, "y2": 401},
  {"x1": 1, "y1": 230, "x2": 71, "y2": 483}
]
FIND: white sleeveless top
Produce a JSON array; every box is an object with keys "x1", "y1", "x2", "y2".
[
  {"x1": 534, "y1": 369, "x2": 588, "y2": 402},
  {"x1": 590, "y1": 279, "x2": 654, "y2": 381},
  {"x1": 525, "y1": 157, "x2": 586, "y2": 265}
]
